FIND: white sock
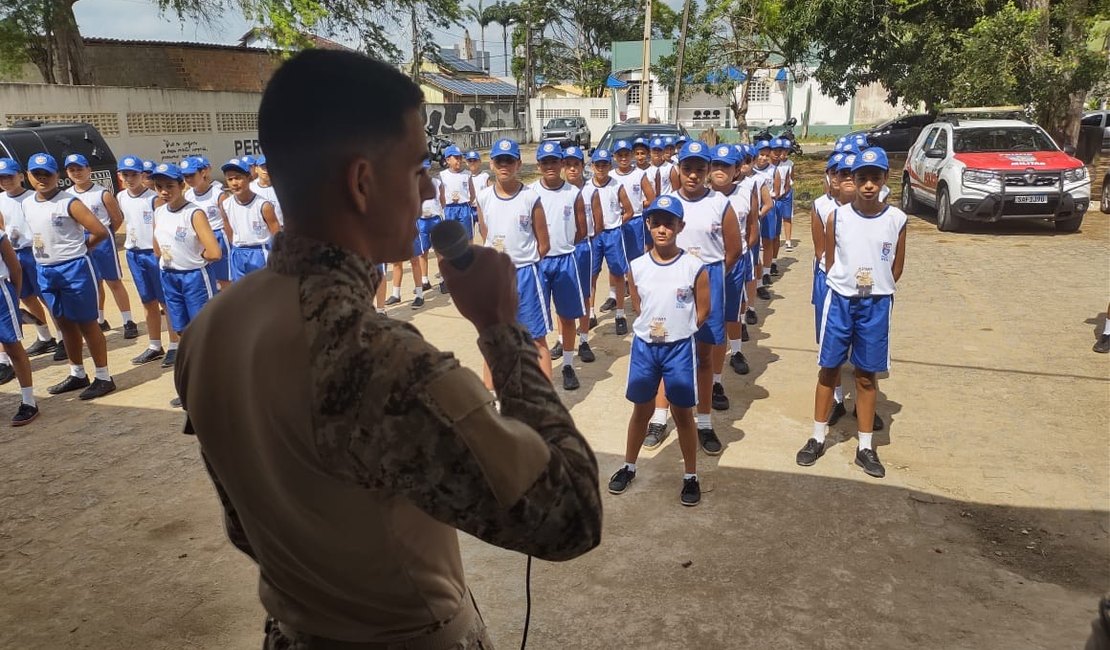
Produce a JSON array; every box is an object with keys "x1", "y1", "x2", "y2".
[
  {"x1": 376, "y1": 308, "x2": 386, "y2": 315},
  {"x1": 579, "y1": 332, "x2": 588, "y2": 344},
  {"x1": 683, "y1": 472, "x2": 697, "y2": 481},
  {"x1": 147, "y1": 340, "x2": 162, "y2": 351},
  {"x1": 167, "y1": 341, "x2": 179, "y2": 351},
  {"x1": 858, "y1": 432, "x2": 873, "y2": 450},
  {"x1": 1104, "y1": 318, "x2": 1110, "y2": 335},
  {"x1": 415, "y1": 286, "x2": 424, "y2": 298},
  {"x1": 0, "y1": 352, "x2": 10, "y2": 365},
  {"x1": 70, "y1": 365, "x2": 86, "y2": 379},
  {"x1": 562, "y1": 350, "x2": 573, "y2": 367},
  {"x1": 97, "y1": 310, "x2": 105, "y2": 323},
  {"x1": 813, "y1": 420, "x2": 827, "y2": 443},
  {"x1": 121, "y1": 310, "x2": 132, "y2": 322},
  {"x1": 616, "y1": 309, "x2": 625, "y2": 318},
  {"x1": 608, "y1": 289, "x2": 616, "y2": 300},
  {"x1": 94, "y1": 366, "x2": 111, "y2": 381},
  {"x1": 650, "y1": 408, "x2": 668, "y2": 425},
  {"x1": 729, "y1": 339, "x2": 741, "y2": 354},
  {"x1": 624, "y1": 462, "x2": 637, "y2": 472},
  {"x1": 696, "y1": 413, "x2": 711, "y2": 429},
  {"x1": 20, "y1": 386, "x2": 35, "y2": 407},
  {"x1": 391, "y1": 287, "x2": 401, "y2": 299},
  {"x1": 712, "y1": 373, "x2": 722, "y2": 385},
  {"x1": 35, "y1": 325, "x2": 51, "y2": 341},
  {"x1": 834, "y1": 384, "x2": 844, "y2": 404}
]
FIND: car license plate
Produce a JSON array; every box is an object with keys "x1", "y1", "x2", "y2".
[{"x1": 1015, "y1": 195, "x2": 1048, "y2": 204}]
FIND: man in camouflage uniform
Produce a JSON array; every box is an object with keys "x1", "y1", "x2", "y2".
[{"x1": 176, "y1": 50, "x2": 603, "y2": 650}]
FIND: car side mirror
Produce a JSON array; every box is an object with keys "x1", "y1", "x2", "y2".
[
  {"x1": 1063, "y1": 145, "x2": 1076, "y2": 156},
  {"x1": 924, "y1": 147, "x2": 946, "y2": 159},
  {"x1": 588, "y1": 147, "x2": 596, "y2": 156}
]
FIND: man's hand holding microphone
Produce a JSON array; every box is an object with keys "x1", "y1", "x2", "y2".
[{"x1": 431, "y1": 220, "x2": 518, "y2": 332}]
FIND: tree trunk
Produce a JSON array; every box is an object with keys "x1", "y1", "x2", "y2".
[
  {"x1": 50, "y1": 0, "x2": 92, "y2": 85},
  {"x1": 731, "y1": 69, "x2": 756, "y2": 143}
]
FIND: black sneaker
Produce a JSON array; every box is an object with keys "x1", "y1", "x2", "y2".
[
  {"x1": 53, "y1": 340, "x2": 67, "y2": 362},
  {"x1": 588, "y1": 316, "x2": 598, "y2": 330},
  {"x1": 756, "y1": 286, "x2": 771, "y2": 300},
  {"x1": 643, "y1": 422, "x2": 669, "y2": 449},
  {"x1": 48, "y1": 374, "x2": 89, "y2": 395},
  {"x1": 608, "y1": 466, "x2": 635, "y2": 494},
  {"x1": 770, "y1": 262, "x2": 779, "y2": 276},
  {"x1": 680, "y1": 476, "x2": 701, "y2": 506},
  {"x1": 853, "y1": 407, "x2": 885, "y2": 431},
  {"x1": 855, "y1": 447, "x2": 886, "y2": 478},
  {"x1": 12, "y1": 402, "x2": 39, "y2": 427},
  {"x1": 79, "y1": 378, "x2": 116, "y2": 400},
  {"x1": 711, "y1": 382, "x2": 729, "y2": 411},
  {"x1": 439, "y1": 282, "x2": 449, "y2": 294},
  {"x1": 745, "y1": 308, "x2": 758, "y2": 325},
  {"x1": 161, "y1": 349, "x2": 177, "y2": 368},
  {"x1": 741, "y1": 323, "x2": 750, "y2": 342},
  {"x1": 384, "y1": 296, "x2": 401, "y2": 306},
  {"x1": 698, "y1": 427, "x2": 723, "y2": 455},
  {"x1": 762, "y1": 273, "x2": 773, "y2": 286},
  {"x1": 122, "y1": 321, "x2": 139, "y2": 339},
  {"x1": 0, "y1": 363, "x2": 14, "y2": 385},
  {"x1": 578, "y1": 341, "x2": 595, "y2": 363},
  {"x1": 614, "y1": 317, "x2": 628, "y2": 336},
  {"x1": 827, "y1": 401, "x2": 847, "y2": 425},
  {"x1": 795, "y1": 438, "x2": 826, "y2": 466},
  {"x1": 170, "y1": 396, "x2": 182, "y2": 408},
  {"x1": 411, "y1": 296, "x2": 425, "y2": 309},
  {"x1": 1095, "y1": 334, "x2": 1110, "y2": 353},
  {"x1": 98, "y1": 319, "x2": 111, "y2": 332},
  {"x1": 422, "y1": 282, "x2": 432, "y2": 292},
  {"x1": 729, "y1": 352, "x2": 750, "y2": 375},
  {"x1": 562, "y1": 365, "x2": 580, "y2": 390},
  {"x1": 599, "y1": 297, "x2": 617, "y2": 313},
  {"x1": 25, "y1": 337, "x2": 57, "y2": 356},
  {"x1": 550, "y1": 342, "x2": 563, "y2": 360},
  {"x1": 131, "y1": 347, "x2": 165, "y2": 365}
]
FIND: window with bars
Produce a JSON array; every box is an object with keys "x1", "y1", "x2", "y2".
[
  {"x1": 216, "y1": 112, "x2": 258, "y2": 132},
  {"x1": 6, "y1": 113, "x2": 121, "y2": 136},
  {"x1": 126, "y1": 112, "x2": 211, "y2": 135},
  {"x1": 535, "y1": 108, "x2": 580, "y2": 119},
  {"x1": 590, "y1": 108, "x2": 609, "y2": 119},
  {"x1": 747, "y1": 80, "x2": 771, "y2": 103},
  {"x1": 626, "y1": 84, "x2": 653, "y2": 106}
]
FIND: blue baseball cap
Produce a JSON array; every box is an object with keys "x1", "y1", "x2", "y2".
[
  {"x1": 650, "y1": 137, "x2": 665, "y2": 151},
  {"x1": 151, "y1": 161, "x2": 184, "y2": 181},
  {"x1": 221, "y1": 158, "x2": 252, "y2": 174},
  {"x1": 563, "y1": 146, "x2": 585, "y2": 162},
  {"x1": 632, "y1": 137, "x2": 649, "y2": 149},
  {"x1": 422, "y1": 158, "x2": 432, "y2": 169},
  {"x1": 711, "y1": 144, "x2": 739, "y2": 165},
  {"x1": 490, "y1": 138, "x2": 521, "y2": 160},
  {"x1": 677, "y1": 140, "x2": 711, "y2": 162},
  {"x1": 142, "y1": 160, "x2": 155, "y2": 173},
  {"x1": 772, "y1": 138, "x2": 787, "y2": 150},
  {"x1": 192, "y1": 155, "x2": 211, "y2": 169},
  {"x1": 537, "y1": 141, "x2": 564, "y2": 161},
  {"x1": 179, "y1": 158, "x2": 203, "y2": 174},
  {"x1": 0, "y1": 158, "x2": 22, "y2": 175},
  {"x1": 755, "y1": 140, "x2": 771, "y2": 151},
  {"x1": 241, "y1": 154, "x2": 256, "y2": 167},
  {"x1": 837, "y1": 153, "x2": 857, "y2": 173},
  {"x1": 852, "y1": 147, "x2": 890, "y2": 172},
  {"x1": 676, "y1": 135, "x2": 689, "y2": 144},
  {"x1": 444, "y1": 145, "x2": 463, "y2": 158},
  {"x1": 255, "y1": 154, "x2": 267, "y2": 166},
  {"x1": 63, "y1": 153, "x2": 89, "y2": 168},
  {"x1": 663, "y1": 136, "x2": 676, "y2": 147},
  {"x1": 612, "y1": 139, "x2": 632, "y2": 153},
  {"x1": 27, "y1": 153, "x2": 58, "y2": 174},
  {"x1": 117, "y1": 156, "x2": 144, "y2": 173},
  {"x1": 644, "y1": 194, "x2": 684, "y2": 221},
  {"x1": 826, "y1": 153, "x2": 843, "y2": 170},
  {"x1": 590, "y1": 148, "x2": 613, "y2": 164},
  {"x1": 464, "y1": 150, "x2": 480, "y2": 161}
]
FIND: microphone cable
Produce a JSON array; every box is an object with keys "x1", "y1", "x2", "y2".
[{"x1": 520, "y1": 555, "x2": 533, "y2": 650}]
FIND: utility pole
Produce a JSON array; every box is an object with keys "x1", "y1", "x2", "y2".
[
  {"x1": 639, "y1": 0, "x2": 653, "y2": 124},
  {"x1": 409, "y1": 5, "x2": 420, "y2": 81},
  {"x1": 524, "y1": 20, "x2": 534, "y2": 142},
  {"x1": 671, "y1": 0, "x2": 692, "y2": 124}
]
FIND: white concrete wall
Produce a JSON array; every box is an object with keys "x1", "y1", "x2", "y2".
[{"x1": 529, "y1": 97, "x2": 614, "y2": 145}]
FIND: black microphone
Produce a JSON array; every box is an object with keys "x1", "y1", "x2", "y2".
[{"x1": 430, "y1": 219, "x2": 475, "y2": 270}]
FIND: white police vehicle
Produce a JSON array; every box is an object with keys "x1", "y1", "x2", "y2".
[{"x1": 901, "y1": 108, "x2": 1091, "y2": 232}]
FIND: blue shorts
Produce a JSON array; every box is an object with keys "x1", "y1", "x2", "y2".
[
  {"x1": 574, "y1": 238, "x2": 594, "y2": 300},
  {"x1": 0, "y1": 281, "x2": 22, "y2": 344},
  {"x1": 469, "y1": 205, "x2": 479, "y2": 226},
  {"x1": 694, "y1": 261, "x2": 726, "y2": 345},
  {"x1": 595, "y1": 228, "x2": 628, "y2": 277},
  {"x1": 725, "y1": 255, "x2": 751, "y2": 322},
  {"x1": 231, "y1": 245, "x2": 269, "y2": 281},
  {"x1": 516, "y1": 263, "x2": 550, "y2": 339},
  {"x1": 38, "y1": 256, "x2": 99, "y2": 323},
  {"x1": 626, "y1": 337, "x2": 697, "y2": 408},
  {"x1": 203, "y1": 229, "x2": 231, "y2": 283},
  {"x1": 761, "y1": 204, "x2": 783, "y2": 241},
  {"x1": 622, "y1": 215, "x2": 646, "y2": 262},
  {"x1": 444, "y1": 204, "x2": 472, "y2": 241},
  {"x1": 161, "y1": 267, "x2": 217, "y2": 333},
  {"x1": 15, "y1": 248, "x2": 40, "y2": 299},
  {"x1": 87, "y1": 235, "x2": 122, "y2": 282},
  {"x1": 811, "y1": 263, "x2": 828, "y2": 342},
  {"x1": 126, "y1": 248, "x2": 164, "y2": 304},
  {"x1": 415, "y1": 216, "x2": 441, "y2": 257},
  {"x1": 780, "y1": 191, "x2": 794, "y2": 222},
  {"x1": 540, "y1": 253, "x2": 586, "y2": 320},
  {"x1": 818, "y1": 292, "x2": 893, "y2": 373}
]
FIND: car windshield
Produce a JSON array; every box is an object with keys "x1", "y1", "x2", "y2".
[
  {"x1": 953, "y1": 127, "x2": 1057, "y2": 153},
  {"x1": 597, "y1": 128, "x2": 684, "y2": 150},
  {"x1": 545, "y1": 118, "x2": 576, "y2": 129}
]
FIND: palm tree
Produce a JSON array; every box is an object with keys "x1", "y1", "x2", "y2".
[
  {"x1": 463, "y1": 1, "x2": 494, "y2": 72},
  {"x1": 486, "y1": 2, "x2": 519, "y2": 77}
]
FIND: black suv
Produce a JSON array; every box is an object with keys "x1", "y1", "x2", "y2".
[
  {"x1": 592, "y1": 122, "x2": 691, "y2": 153},
  {"x1": 0, "y1": 121, "x2": 118, "y2": 192}
]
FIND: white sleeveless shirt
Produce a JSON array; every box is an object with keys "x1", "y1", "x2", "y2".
[
  {"x1": 185, "y1": 184, "x2": 225, "y2": 232},
  {"x1": 812, "y1": 194, "x2": 840, "y2": 272},
  {"x1": 70, "y1": 185, "x2": 111, "y2": 228},
  {"x1": 471, "y1": 171, "x2": 490, "y2": 193},
  {"x1": 723, "y1": 182, "x2": 753, "y2": 255},
  {"x1": 0, "y1": 189, "x2": 34, "y2": 250},
  {"x1": 118, "y1": 188, "x2": 157, "y2": 250},
  {"x1": 23, "y1": 191, "x2": 86, "y2": 264},
  {"x1": 826, "y1": 204, "x2": 907, "y2": 297},
  {"x1": 250, "y1": 180, "x2": 283, "y2": 226},
  {"x1": 672, "y1": 189, "x2": 730, "y2": 265},
  {"x1": 222, "y1": 194, "x2": 273, "y2": 247},
  {"x1": 592, "y1": 177, "x2": 624, "y2": 230},
  {"x1": 154, "y1": 202, "x2": 208, "y2": 271},
  {"x1": 530, "y1": 180, "x2": 579, "y2": 257},
  {"x1": 575, "y1": 181, "x2": 596, "y2": 238},
  {"x1": 440, "y1": 169, "x2": 472, "y2": 205},
  {"x1": 614, "y1": 167, "x2": 647, "y2": 216},
  {"x1": 478, "y1": 185, "x2": 541, "y2": 268},
  {"x1": 421, "y1": 178, "x2": 443, "y2": 218},
  {"x1": 657, "y1": 161, "x2": 675, "y2": 195},
  {"x1": 630, "y1": 250, "x2": 705, "y2": 343}
]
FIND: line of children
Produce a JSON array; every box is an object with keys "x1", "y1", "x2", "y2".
[
  {"x1": 588, "y1": 148, "x2": 635, "y2": 336},
  {"x1": 772, "y1": 139, "x2": 796, "y2": 252},
  {"x1": 752, "y1": 140, "x2": 777, "y2": 300},
  {"x1": 0, "y1": 158, "x2": 40, "y2": 424},
  {"x1": 599, "y1": 139, "x2": 654, "y2": 316},
  {"x1": 387, "y1": 159, "x2": 439, "y2": 309},
  {"x1": 563, "y1": 146, "x2": 603, "y2": 354}
]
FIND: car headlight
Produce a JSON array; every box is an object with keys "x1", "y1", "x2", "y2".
[
  {"x1": 1063, "y1": 166, "x2": 1089, "y2": 183},
  {"x1": 962, "y1": 169, "x2": 1001, "y2": 188}
]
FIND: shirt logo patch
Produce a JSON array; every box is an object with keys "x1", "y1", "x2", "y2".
[
  {"x1": 175, "y1": 226, "x2": 188, "y2": 242},
  {"x1": 518, "y1": 213, "x2": 531, "y2": 233},
  {"x1": 881, "y1": 241, "x2": 893, "y2": 261}
]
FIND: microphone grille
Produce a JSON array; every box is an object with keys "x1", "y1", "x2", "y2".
[{"x1": 430, "y1": 219, "x2": 470, "y2": 260}]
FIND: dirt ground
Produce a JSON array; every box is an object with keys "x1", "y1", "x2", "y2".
[{"x1": 1, "y1": 169, "x2": 1108, "y2": 649}]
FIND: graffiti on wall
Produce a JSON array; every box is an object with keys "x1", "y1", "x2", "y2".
[
  {"x1": 159, "y1": 138, "x2": 207, "y2": 161},
  {"x1": 424, "y1": 103, "x2": 520, "y2": 136}
]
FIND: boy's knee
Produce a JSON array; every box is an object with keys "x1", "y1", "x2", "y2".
[{"x1": 856, "y1": 372, "x2": 877, "y2": 391}]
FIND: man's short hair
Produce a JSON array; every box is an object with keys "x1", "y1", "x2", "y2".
[{"x1": 258, "y1": 50, "x2": 424, "y2": 219}]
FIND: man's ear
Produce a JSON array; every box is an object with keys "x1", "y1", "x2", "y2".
[{"x1": 346, "y1": 156, "x2": 375, "y2": 216}]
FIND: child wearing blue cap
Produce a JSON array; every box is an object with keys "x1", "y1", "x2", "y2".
[
  {"x1": 249, "y1": 155, "x2": 283, "y2": 227},
  {"x1": 632, "y1": 138, "x2": 651, "y2": 171},
  {"x1": 797, "y1": 147, "x2": 906, "y2": 479},
  {"x1": 751, "y1": 140, "x2": 776, "y2": 300},
  {"x1": 464, "y1": 151, "x2": 490, "y2": 233},
  {"x1": 220, "y1": 158, "x2": 281, "y2": 281},
  {"x1": 439, "y1": 145, "x2": 476, "y2": 242},
  {"x1": 612, "y1": 139, "x2": 656, "y2": 264},
  {"x1": 587, "y1": 148, "x2": 635, "y2": 335},
  {"x1": 774, "y1": 139, "x2": 797, "y2": 252},
  {"x1": 182, "y1": 156, "x2": 232, "y2": 290},
  {"x1": 475, "y1": 138, "x2": 553, "y2": 383},
  {"x1": 64, "y1": 154, "x2": 138, "y2": 339},
  {"x1": 562, "y1": 146, "x2": 603, "y2": 353},
  {"x1": 387, "y1": 159, "x2": 438, "y2": 309},
  {"x1": 23, "y1": 152, "x2": 117, "y2": 400},
  {"x1": 647, "y1": 137, "x2": 674, "y2": 196},
  {"x1": 608, "y1": 194, "x2": 710, "y2": 507}
]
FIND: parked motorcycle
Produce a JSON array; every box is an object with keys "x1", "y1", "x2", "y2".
[
  {"x1": 426, "y1": 127, "x2": 454, "y2": 168},
  {"x1": 753, "y1": 117, "x2": 803, "y2": 155}
]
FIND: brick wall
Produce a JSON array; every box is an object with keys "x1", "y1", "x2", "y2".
[{"x1": 83, "y1": 40, "x2": 281, "y2": 93}]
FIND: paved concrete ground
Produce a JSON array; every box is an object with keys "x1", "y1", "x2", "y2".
[{"x1": 1, "y1": 182, "x2": 1107, "y2": 649}]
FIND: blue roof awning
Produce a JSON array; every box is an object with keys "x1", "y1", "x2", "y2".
[
  {"x1": 606, "y1": 74, "x2": 629, "y2": 89},
  {"x1": 775, "y1": 68, "x2": 789, "y2": 82},
  {"x1": 706, "y1": 67, "x2": 747, "y2": 84}
]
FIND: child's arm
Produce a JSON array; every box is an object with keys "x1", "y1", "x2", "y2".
[
  {"x1": 102, "y1": 190, "x2": 125, "y2": 233},
  {"x1": 219, "y1": 198, "x2": 234, "y2": 243},
  {"x1": 811, "y1": 206, "x2": 824, "y2": 261},
  {"x1": 694, "y1": 268, "x2": 710, "y2": 328},
  {"x1": 468, "y1": 178, "x2": 477, "y2": 204},
  {"x1": 772, "y1": 168, "x2": 782, "y2": 199},
  {"x1": 193, "y1": 210, "x2": 222, "y2": 262},
  {"x1": 892, "y1": 224, "x2": 908, "y2": 283},
  {"x1": 438, "y1": 178, "x2": 446, "y2": 208},
  {"x1": 573, "y1": 194, "x2": 587, "y2": 244},
  {"x1": 640, "y1": 175, "x2": 656, "y2": 207},
  {"x1": 68, "y1": 199, "x2": 108, "y2": 249},
  {"x1": 476, "y1": 202, "x2": 488, "y2": 242},
  {"x1": 823, "y1": 213, "x2": 836, "y2": 271},
  {"x1": 531, "y1": 200, "x2": 550, "y2": 259},
  {"x1": 759, "y1": 182, "x2": 773, "y2": 218},
  {"x1": 746, "y1": 193, "x2": 759, "y2": 252},
  {"x1": 784, "y1": 165, "x2": 793, "y2": 195},
  {"x1": 618, "y1": 187, "x2": 633, "y2": 223},
  {"x1": 591, "y1": 192, "x2": 604, "y2": 235},
  {"x1": 1, "y1": 235, "x2": 21, "y2": 300},
  {"x1": 722, "y1": 205, "x2": 741, "y2": 272},
  {"x1": 261, "y1": 201, "x2": 281, "y2": 235},
  {"x1": 669, "y1": 166, "x2": 680, "y2": 192}
]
